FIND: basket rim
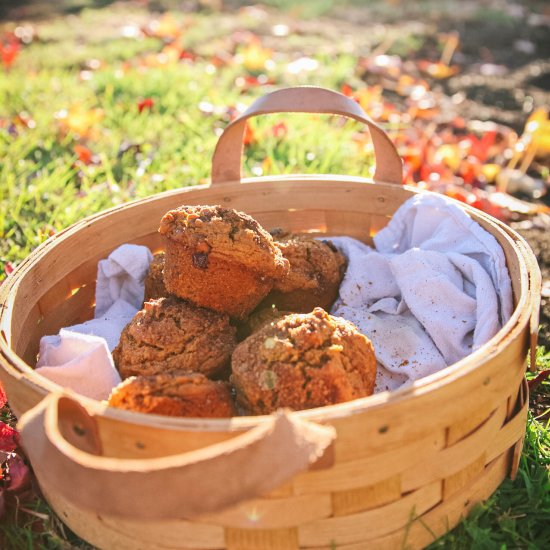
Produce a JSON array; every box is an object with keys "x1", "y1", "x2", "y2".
[{"x1": 0, "y1": 175, "x2": 539, "y2": 430}]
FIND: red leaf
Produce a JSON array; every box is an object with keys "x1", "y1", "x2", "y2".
[
  {"x1": 137, "y1": 97, "x2": 154, "y2": 113},
  {"x1": 243, "y1": 123, "x2": 256, "y2": 146},
  {"x1": 4, "y1": 453, "x2": 30, "y2": 493},
  {"x1": 0, "y1": 382, "x2": 6, "y2": 407},
  {"x1": 271, "y1": 121, "x2": 287, "y2": 138},
  {"x1": 73, "y1": 144, "x2": 93, "y2": 165},
  {"x1": 3, "y1": 261, "x2": 13, "y2": 276},
  {"x1": 340, "y1": 83, "x2": 354, "y2": 97},
  {"x1": 0, "y1": 422, "x2": 19, "y2": 452},
  {"x1": 0, "y1": 38, "x2": 20, "y2": 68}
]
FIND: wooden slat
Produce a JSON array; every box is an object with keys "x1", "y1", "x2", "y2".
[
  {"x1": 293, "y1": 429, "x2": 445, "y2": 494},
  {"x1": 95, "y1": 414, "x2": 241, "y2": 459},
  {"x1": 324, "y1": 350, "x2": 527, "y2": 463},
  {"x1": 41, "y1": 481, "x2": 225, "y2": 550},
  {"x1": 331, "y1": 475, "x2": 401, "y2": 516},
  {"x1": 263, "y1": 482, "x2": 294, "y2": 498},
  {"x1": 510, "y1": 379, "x2": 529, "y2": 479},
  {"x1": 324, "y1": 210, "x2": 373, "y2": 242},
  {"x1": 22, "y1": 284, "x2": 96, "y2": 363},
  {"x1": 305, "y1": 452, "x2": 510, "y2": 550},
  {"x1": 401, "y1": 402, "x2": 507, "y2": 492},
  {"x1": 485, "y1": 394, "x2": 529, "y2": 465},
  {"x1": 297, "y1": 481, "x2": 442, "y2": 546},
  {"x1": 447, "y1": 400, "x2": 497, "y2": 445},
  {"x1": 224, "y1": 527, "x2": 299, "y2": 550},
  {"x1": 443, "y1": 453, "x2": 486, "y2": 499},
  {"x1": 197, "y1": 494, "x2": 331, "y2": 529}
]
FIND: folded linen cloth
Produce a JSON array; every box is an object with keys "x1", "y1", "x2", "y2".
[
  {"x1": 330, "y1": 192, "x2": 513, "y2": 392},
  {"x1": 95, "y1": 243, "x2": 153, "y2": 317},
  {"x1": 36, "y1": 331, "x2": 121, "y2": 400},
  {"x1": 36, "y1": 245, "x2": 152, "y2": 398}
]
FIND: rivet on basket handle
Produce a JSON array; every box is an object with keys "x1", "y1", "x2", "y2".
[
  {"x1": 18, "y1": 393, "x2": 335, "y2": 520},
  {"x1": 211, "y1": 86, "x2": 403, "y2": 186}
]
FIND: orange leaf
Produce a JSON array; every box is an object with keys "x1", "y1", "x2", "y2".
[
  {"x1": 144, "y1": 13, "x2": 181, "y2": 40},
  {"x1": 418, "y1": 60, "x2": 459, "y2": 79},
  {"x1": 240, "y1": 39, "x2": 272, "y2": 73},
  {"x1": 56, "y1": 107, "x2": 104, "y2": 140},
  {"x1": 73, "y1": 144, "x2": 93, "y2": 164},
  {"x1": 243, "y1": 123, "x2": 256, "y2": 146}
]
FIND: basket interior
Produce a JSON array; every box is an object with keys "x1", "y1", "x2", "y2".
[{"x1": 3, "y1": 178, "x2": 524, "y2": 374}]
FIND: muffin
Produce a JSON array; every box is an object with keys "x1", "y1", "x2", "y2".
[
  {"x1": 236, "y1": 304, "x2": 292, "y2": 341},
  {"x1": 231, "y1": 308, "x2": 376, "y2": 415},
  {"x1": 159, "y1": 205, "x2": 289, "y2": 319},
  {"x1": 108, "y1": 372, "x2": 236, "y2": 417},
  {"x1": 144, "y1": 252, "x2": 168, "y2": 302},
  {"x1": 261, "y1": 230, "x2": 346, "y2": 313},
  {"x1": 113, "y1": 296, "x2": 237, "y2": 379}
]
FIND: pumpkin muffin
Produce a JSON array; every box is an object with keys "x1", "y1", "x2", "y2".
[
  {"x1": 108, "y1": 372, "x2": 236, "y2": 417},
  {"x1": 113, "y1": 296, "x2": 236, "y2": 379},
  {"x1": 158, "y1": 205, "x2": 289, "y2": 319},
  {"x1": 144, "y1": 252, "x2": 168, "y2": 302},
  {"x1": 236, "y1": 304, "x2": 293, "y2": 341},
  {"x1": 231, "y1": 308, "x2": 376, "y2": 415},
  {"x1": 261, "y1": 230, "x2": 347, "y2": 313}
]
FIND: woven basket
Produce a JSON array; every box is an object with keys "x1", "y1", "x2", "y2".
[{"x1": 0, "y1": 87, "x2": 541, "y2": 550}]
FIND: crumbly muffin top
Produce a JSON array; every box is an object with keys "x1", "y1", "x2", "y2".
[
  {"x1": 108, "y1": 372, "x2": 236, "y2": 418},
  {"x1": 144, "y1": 252, "x2": 167, "y2": 301},
  {"x1": 239, "y1": 307, "x2": 370, "y2": 367},
  {"x1": 148, "y1": 251, "x2": 164, "y2": 275},
  {"x1": 112, "y1": 296, "x2": 236, "y2": 379},
  {"x1": 159, "y1": 205, "x2": 289, "y2": 277},
  {"x1": 231, "y1": 308, "x2": 376, "y2": 414},
  {"x1": 270, "y1": 230, "x2": 346, "y2": 293}
]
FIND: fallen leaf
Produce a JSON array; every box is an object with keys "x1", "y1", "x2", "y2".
[
  {"x1": 0, "y1": 423, "x2": 19, "y2": 452},
  {"x1": 418, "y1": 60, "x2": 459, "y2": 79},
  {"x1": 240, "y1": 39, "x2": 272, "y2": 73},
  {"x1": 73, "y1": 144, "x2": 94, "y2": 164},
  {"x1": 56, "y1": 107, "x2": 104, "y2": 140},
  {"x1": 3, "y1": 453, "x2": 30, "y2": 493},
  {"x1": 142, "y1": 13, "x2": 181, "y2": 40},
  {"x1": 0, "y1": 35, "x2": 20, "y2": 68},
  {"x1": 137, "y1": 97, "x2": 155, "y2": 113},
  {"x1": 243, "y1": 123, "x2": 256, "y2": 146},
  {"x1": 270, "y1": 121, "x2": 287, "y2": 138}
]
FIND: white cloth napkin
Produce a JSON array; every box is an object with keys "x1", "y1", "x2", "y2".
[
  {"x1": 35, "y1": 245, "x2": 153, "y2": 398},
  {"x1": 36, "y1": 331, "x2": 121, "y2": 400},
  {"x1": 95, "y1": 244, "x2": 153, "y2": 317},
  {"x1": 330, "y1": 192, "x2": 513, "y2": 392}
]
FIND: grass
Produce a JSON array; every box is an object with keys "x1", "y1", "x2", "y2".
[{"x1": 1, "y1": 1, "x2": 549, "y2": 548}]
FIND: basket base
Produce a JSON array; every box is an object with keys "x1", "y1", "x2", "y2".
[{"x1": 38, "y1": 449, "x2": 512, "y2": 550}]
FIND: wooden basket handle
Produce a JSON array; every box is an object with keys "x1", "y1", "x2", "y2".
[
  {"x1": 18, "y1": 393, "x2": 335, "y2": 520},
  {"x1": 211, "y1": 86, "x2": 403, "y2": 185}
]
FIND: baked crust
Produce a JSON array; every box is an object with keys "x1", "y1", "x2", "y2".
[
  {"x1": 113, "y1": 296, "x2": 237, "y2": 379},
  {"x1": 108, "y1": 372, "x2": 236, "y2": 417},
  {"x1": 231, "y1": 308, "x2": 376, "y2": 415}
]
